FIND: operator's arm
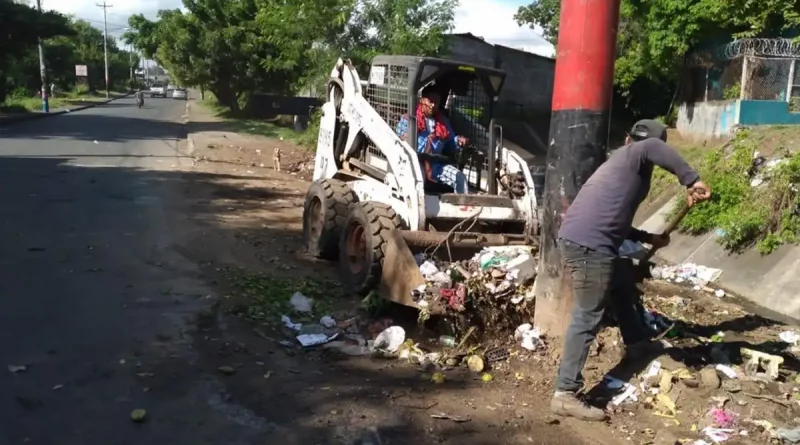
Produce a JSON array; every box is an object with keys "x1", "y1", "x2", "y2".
[
  {"x1": 635, "y1": 138, "x2": 700, "y2": 187},
  {"x1": 396, "y1": 115, "x2": 409, "y2": 140}
]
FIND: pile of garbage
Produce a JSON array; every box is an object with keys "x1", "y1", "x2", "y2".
[
  {"x1": 411, "y1": 246, "x2": 537, "y2": 339},
  {"x1": 595, "y1": 290, "x2": 800, "y2": 444}
]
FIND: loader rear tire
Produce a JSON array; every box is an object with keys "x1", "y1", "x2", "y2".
[
  {"x1": 303, "y1": 179, "x2": 357, "y2": 260},
  {"x1": 339, "y1": 202, "x2": 403, "y2": 296}
]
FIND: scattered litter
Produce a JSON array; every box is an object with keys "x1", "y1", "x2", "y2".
[
  {"x1": 780, "y1": 331, "x2": 800, "y2": 345},
  {"x1": 431, "y1": 413, "x2": 470, "y2": 422},
  {"x1": 604, "y1": 375, "x2": 627, "y2": 390},
  {"x1": 741, "y1": 347, "x2": 783, "y2": 380},
  {"x1": 708, "y1": 407, "x2": 738, "y2": 428},
  {"x1": 281, "y1": 315, "x2": 302, "y2": 331},
  {"x1": 374, "y1": 326, "x2": 405, "y2": 352},
  {"x1": 715, "y1": 364, "x2": 738, "y2": 379},
  {"x1": 52, "y1": 384, "x2": 63, "y2": 390},
  {"x1": 714, "y1": 289, "x2": 726, "y2": 298},
  {"x1": 467, "y1": 355, "x2": 485, "y2": 373},
  {"x1": 701, "y1": 427, "x2": 733, "y2": 443},
  {"x1": 8, "y1": 365, "x2": 27, "y2": 373},
  {"x1": 431, "y1": 372, "x2": 446, "y2": 384},
  {"x1": 514, "y1": 323, "x2": 542, "y2": 351},
  {"x1": 130, "y1": 408, "x2": 148, "y2": 423},
  {"x1": 319, "y1": 316, "x2": 337, "y2": 328},
  {"x1": 218, "y1": 366, "x2": 237, "y2": 375},
  {"x1": 289, "y1": 292, "x2": 313, "y2": 313},
  {"x1": 438, "y1": 335, "x2": 456, "y2": 348},
  {"x1": 776, "y1": 427, "x2": 800, "y2": 443},
  {"x1": 645, "y1": 360, "x2": 662, "y2": 378},
  {"x1": 657, "y1": 263, "x2": 723, "y2": 285},
  {"x1": 297, "y1": 333, "x2": 339, "y2": 347},
  {"x1": 93, "y1": 140, "x2": 98, "y2": 144},
  {"x1": 481, "y1": 373, "x2": 493, "y2": 382},
  {"x1": 612, "y1": 384, "x2": 638, "y2": 406}
]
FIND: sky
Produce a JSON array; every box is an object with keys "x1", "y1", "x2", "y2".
[{"x1": 39, "y1": 0, "x2": 554, "y2": 58}]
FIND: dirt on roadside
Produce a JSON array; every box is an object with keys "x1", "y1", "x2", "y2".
[
  {"x1": 171, "y1": 100, "x2": 800, "y2": 445},
  {"x1": 167, "y1": 100, "x2": 623, "y2": 445}
]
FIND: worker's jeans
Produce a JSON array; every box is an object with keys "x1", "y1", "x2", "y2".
[
  {"x1": 430, "y1": 162, "x2": 468, "y2": 193},
  {"x1": 555, "y1": 240, "x2": 651, "y2": 392}
]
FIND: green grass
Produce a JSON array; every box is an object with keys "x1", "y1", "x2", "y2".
[
  {"x1": 198, "y1": 93, "x2": 319, "y2": 150},
  {"x1": 223, "y1": 268, "x2": 342, "y2": 324},
  {"x1": 1, "y1": 88, "x2": 129, "y2": 114},
  {"x1": 652, "y1": 126, "x2": 800, "y2": 254}
]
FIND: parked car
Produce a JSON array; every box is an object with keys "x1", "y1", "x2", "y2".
[
  {"x1": 149, "y1": 82, "x2": 167, "y2": 98},
  {"x1": 172, "y1": 88, "x2": 187, "y2": 100}
]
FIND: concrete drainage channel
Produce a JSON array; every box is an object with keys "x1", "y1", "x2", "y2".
[{"x1": 0, "y1": 92, "x2": 135, "y2": 127}]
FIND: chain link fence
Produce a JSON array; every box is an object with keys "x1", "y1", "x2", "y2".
[{"x1": 683, "y1": 39, "x2": 800, "y2": 110}]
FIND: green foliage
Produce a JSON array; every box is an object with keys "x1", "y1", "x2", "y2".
[
  {"x1": 514, "y1": 0, "x2": 800, "y2": 118},
  {"x1": 722, "y1": 83, "x2": 741, "y2": 100},
  {"x1": 124, "y1": 0, "x2": 456, "y2": 110},
  {"x1": 1, "y1": 8, "x2": 137, "y2": 104},
  {"x1": 673, "y1": 130, "x2": 800, "y2": 254}
]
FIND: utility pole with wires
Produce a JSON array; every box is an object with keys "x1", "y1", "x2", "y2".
[
  {"x1": 36, "y1": 0, "x2": 49, "y2": 112},
  {"x1": 96, "y1": 0, "x2": 112, "y2": 98}
]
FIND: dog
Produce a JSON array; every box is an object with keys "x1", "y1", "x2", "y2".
[{"x1": 273, "y1": 147, "x2": 282, "y2": 172}]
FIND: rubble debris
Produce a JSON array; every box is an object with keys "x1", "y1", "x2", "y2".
[
  {"x1": 130, "y1": 408, "x2": 148, "y2": 423},
  {"x1": 740, "y1": 347, "x2": 783, "y2": 381},
  {"x1": 700, "y1": 367, "x2": 721, "y2": 389}
]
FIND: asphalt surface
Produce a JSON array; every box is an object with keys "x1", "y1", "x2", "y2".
[{"x1": 0, "y1": 97, "x2": 272, "y2": 444}]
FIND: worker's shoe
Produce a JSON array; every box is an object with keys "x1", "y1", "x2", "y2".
[{"x1": 550, "y1": 391, "x2": 608, "y2": 421}]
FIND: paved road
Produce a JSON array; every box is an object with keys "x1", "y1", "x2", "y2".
[{"x1": 0, "y1": 97, "x2": 271, "y2": 444}]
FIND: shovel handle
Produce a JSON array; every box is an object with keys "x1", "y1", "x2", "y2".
[{"x1": 641, "y1": 204, "x2": 690, "y2": 263}]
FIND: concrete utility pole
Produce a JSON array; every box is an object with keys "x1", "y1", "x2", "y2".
[
  {"x1": 36, "y1": 0, "x2": 49, "y2": 112},
  {"x1": 124, "y1": 27, "x2": 133, "y2": 90},
  {"x1": 534, "y1": 0, "x2": 622, "y2": 336},
  {"x1": 97, "y1": 1, "x2": 112, "y2": 98}
]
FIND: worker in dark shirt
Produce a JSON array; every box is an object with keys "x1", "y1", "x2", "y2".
[{"x1": 550, "y1": 119, "x2": 712, "y2": 421}]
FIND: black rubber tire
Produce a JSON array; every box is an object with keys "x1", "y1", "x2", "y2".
[
  {"x1": 338, "y1": 202, "x2": 403, "y2": 296},
  {"x1": 302, "y1": 179, "x2": 357, "y2": 260}
]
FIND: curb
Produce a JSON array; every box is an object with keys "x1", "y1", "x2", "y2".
[{"x1": 0, "y1": 92, "x2": 134, "y2": 127}]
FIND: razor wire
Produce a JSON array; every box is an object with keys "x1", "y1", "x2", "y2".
[{"x1": 686, "y1": 38, "x2": 800, "y2": 68}]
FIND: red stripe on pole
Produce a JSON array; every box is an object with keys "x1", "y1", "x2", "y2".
[{"x1": 551, "y1": 0, "x2": 621, "y2": 112}]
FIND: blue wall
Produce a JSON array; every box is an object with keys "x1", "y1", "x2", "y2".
[{"x1": 739, "y1": 100, "x2": 800, "y2": 126}]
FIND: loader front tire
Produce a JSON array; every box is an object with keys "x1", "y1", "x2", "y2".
[
  {"x1": 303, "y1": 179, "x2": 357, "y2": 260},
  {"x1": 339, "y1": 202, "x2": 403, "y2": 295}
]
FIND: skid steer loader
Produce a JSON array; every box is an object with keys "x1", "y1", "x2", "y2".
[{"x1": 302, "y1": 56, "x2": 540, "y2": 309}]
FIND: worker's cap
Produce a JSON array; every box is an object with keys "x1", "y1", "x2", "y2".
[{"x1": 629, "y1": 119, "x2": 667, "y2": 142}]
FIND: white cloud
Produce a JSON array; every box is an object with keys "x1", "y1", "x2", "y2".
[{"x1": 452, "y1": 0, "x2": 554, "y2": 58}]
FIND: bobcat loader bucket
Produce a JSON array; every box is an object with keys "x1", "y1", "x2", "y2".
[{"x1": 379, "y1": 229, "x2": 533, "y2": 308}]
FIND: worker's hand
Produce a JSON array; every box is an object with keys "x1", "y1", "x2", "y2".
[
  {"x1": 686, "y1": 180, "x2": 711, "y2": 206},
  {"x1": 649, "y1": 232, "x2": 671, "y2": 249},
  {"x1": 456, "y1": 136, "x2": 468, "y2": 147}
]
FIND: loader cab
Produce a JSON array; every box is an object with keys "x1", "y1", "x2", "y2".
[{"x1": 364, "y1": 56, "x2": 506, "y2": 195}]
